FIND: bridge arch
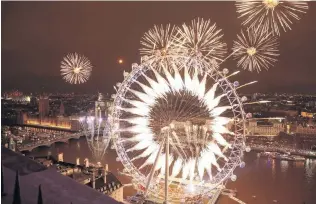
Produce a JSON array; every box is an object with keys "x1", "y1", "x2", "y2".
[
  {"x1": 68, "y1": 137, "x2": 81, "y2": 141},
  {"x1": 18, "y1": 133, "x2": 85, "y2": 152},
  {"x1": 54, "y1": 140, "x2": 69, "y2": 144},
  {"x1": 21, "y1": 144, "x2": 52, "y2": 152}
]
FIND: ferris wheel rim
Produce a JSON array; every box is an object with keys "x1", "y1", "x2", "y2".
[{"x1": 110, "y1": 62, "x2": 246, "y2": 200}]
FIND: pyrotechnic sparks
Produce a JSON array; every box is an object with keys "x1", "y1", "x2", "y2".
[
  {"x1": 60, "y1": 53, "x2": 92, "y2": 84},
  {"x1": 232, "y1": 27, "x2": 279, "y2": 72},
  {"x1": 79, "y1": 116, "x2": 111, "y2": 163},
  {"x1": 140, "y1": 24, "x2": 179, "y2": 71},
  {"x1": 116, "y1": 66, "x2": 236, "y2": 182},
  {"x1": 174, "y1": 18, "x2": 227, "y2": 73},
  {"x1": 236, "y1": 0, "x2": 309, "y2": 36}
]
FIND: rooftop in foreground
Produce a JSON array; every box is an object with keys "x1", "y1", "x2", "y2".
[{"x1": 1, "y1": 147, "x2": 122, "y2": 204}]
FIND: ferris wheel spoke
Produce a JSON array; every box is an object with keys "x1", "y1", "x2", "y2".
[
  {"x1": 144, "y1": 137, "x2": 165, "y2": 197},
  {"x1": 208, "y1": 142, "x2": 228, "y2": 162},
  {"x1": 135, "y1": 80, "x2": 157, "y2": 99},
  {"x1": 131, "y1": 144, "x2": 160, "y2": 162},
  {"x1": 212, "y1": 132, "x2": 232, "y2": 148},
  {"x1": 170, "y1": 131, "x2": 187, "y2": 159}
]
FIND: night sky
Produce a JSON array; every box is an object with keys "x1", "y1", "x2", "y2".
[{"x1": 2, "y1": 2, "x2": 316, "y2": 94}]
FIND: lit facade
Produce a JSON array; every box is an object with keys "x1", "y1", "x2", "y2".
[
  {"x1": 39, "y1": 97, "x2": 50, "y2": 118},
  {"x1": 95, "y1": 93, "x2": 113, "y2": 119},
  {"x1": 301, "y1": 111, "x2": 315, "y2": 118},
  {"x1": 296, "y1": 125, "x2": 316, "y2": 135},
  {"x1": 21, "y1": 114, "x2": 80, "y2": 131},
  {"x1": 108, "y1": 185, "x2": 124, "y2": 203},
  {"x1": 247, "y1": 120, "x2": 284, "y2": 136},
  {"x1": 17, "y1": 111, "x2": 28, "y2": 125},
  {"x1": 26, "y1": 117, "x2": 72, "y2": 129},
  {"x1": 86, "y1": 171, "x2": 124, "y2": 203},
  {"x1": 59, "y1": 101, "x2": 65, "y2": 116}
]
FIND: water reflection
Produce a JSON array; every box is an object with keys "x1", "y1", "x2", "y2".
[
  {"x1": 305, "y1": 159, "x2": 316, "y2": 184},
  {"x1": 271, "y1": 159, "x2": 276, "y2": 180},
  {"x1": 26, "y1": 138, "x2": 316, "y2": 204},
  {"x1": 280, "y1": 160, "x2": 288, "y2": 173}
]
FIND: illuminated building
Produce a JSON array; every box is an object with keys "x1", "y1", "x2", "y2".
[
  {"x1": 58, "y1": 153, "x2": 64, "y2": 162},
  {"x1": 296, "y1": 125, "x2": 316, "y2": 135},
  {"x1": 26, "y1": 116, "x2": 80, "y2": 131},
  {"x1": 247, "y1": 119, "x2": 284, "y2": 136},
  {"x1": 17, "y1": 111, "x2": 28, "y2": 125},
  {"x1": 3, "y1": 90, "x2": 31, "y2": 103},
  {"x1": 39, "y1": 97, "x2": 50, "y2": 118},
  {"x1": 26, "y1": 117, "x2": 71, "y2": 129},
  {"x1": 286, "y1": 124, "x2": 291, "y2": 134},
  {"x1": 86, "y1": 168, "x2": 124, "y2": 203},
  {"x1": 95, "y1": 93, "x2": 113, "y2": 119},
  {"x1": 9, "y1": 137, "x2": 16, "y2": 151},
  {"x1": 301, "y1": 111, "x2": 315, "y2": 118},
  {"x1": 59, "y1": 101, "x2": 65, "y2": 116},
  {"x1": 18, "y1": 113, "x2": 80, "y2": 131}
]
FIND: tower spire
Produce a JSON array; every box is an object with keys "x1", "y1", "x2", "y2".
[
  {"x1": 37, "y1": 185, "x2": 43, "y2": 204},
  {"x1": 12, "y1": 171, "x2": 21, "y2": 204},
  {"x1": 59, "y1": 101, "x2": 65, "y2": 116}
]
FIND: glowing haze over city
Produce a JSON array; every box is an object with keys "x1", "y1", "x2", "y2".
[
  {"x1": 2, "y1": 2, "x2": 316, "y2": 94},
  {"x1": 1, "y1": 2, "x2": 316, "y2": 204}
]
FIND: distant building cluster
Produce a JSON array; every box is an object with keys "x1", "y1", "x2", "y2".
[
  {"x1": 12, "y1": 93, "x2": 113, "y2": 132},
  {"x1": 2, "y1": 90, "x2": 32, "y2": 103},
  {"x1": 245, "y1": 117, "x2": 316, "y2": 137},
  {"x1": 247, "y1": 119, "x2": 284, "y2": 136},
  {"x1": 245, "y1": 92, "x2": 316, "y2": 116}
]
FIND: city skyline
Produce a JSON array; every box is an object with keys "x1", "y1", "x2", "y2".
[{"x1": 2, "y1": 1, "x2": 316, "y2": 94}]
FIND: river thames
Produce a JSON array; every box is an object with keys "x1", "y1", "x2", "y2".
[{"x1": 25, "y1": 137, "x2": 316, "y2": 204}]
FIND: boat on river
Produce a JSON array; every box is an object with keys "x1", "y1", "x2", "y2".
[{"x1": 259, "y1": 152, "x2": 306, "y2": 162}]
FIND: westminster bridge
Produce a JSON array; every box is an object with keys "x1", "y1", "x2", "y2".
[{"x1": 17, "y1": 132, "x2": 85, "y2": 152}]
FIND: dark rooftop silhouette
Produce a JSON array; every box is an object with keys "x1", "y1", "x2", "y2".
[
  {"x1": 1, "y1": 147, "x2": 122, "y2": 204},
  {"x1": 86, "y1": 172, "x2": 123, "y2": 194}
]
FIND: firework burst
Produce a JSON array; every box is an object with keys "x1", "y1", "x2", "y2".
[
  {"x1": 232, "y1": 27, "x2": 279, "y2": 72},
  {"x1": 236, "y1": 0, "x2": 308, "y2": 36},
  {"x1": 60, "y1": 53, "x2": 92, "y2": 84},
  {"x1": 174, "y1": 18, "x2": 227, "y2": 74},
  {"x1": 140, "y1": 24, "x2": 180, "y2": 72},
  {"x1": 79, "y1": 116, "x2": 111, "y2": 163}
]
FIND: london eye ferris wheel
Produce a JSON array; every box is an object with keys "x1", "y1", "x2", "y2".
[{"x1": 109, "y1": 19, "x2": 251, "y2": 203}]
